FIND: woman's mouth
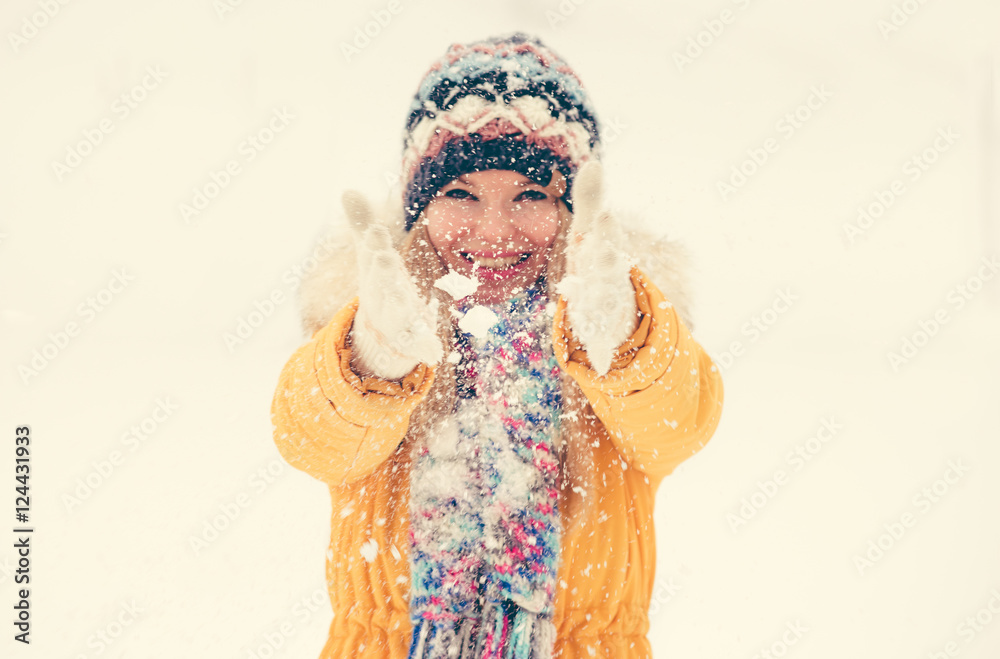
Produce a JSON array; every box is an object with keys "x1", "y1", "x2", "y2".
[
  {"x1": 458, "y1": 252, "x2": 532, "y2": 281},
  {"x1": 460, "y1": 252, "x2": 531, "y2": 269}
]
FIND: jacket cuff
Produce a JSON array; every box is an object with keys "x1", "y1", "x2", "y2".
[
  {"x1": 554, "y1": 266, "x2": 652, "y2": 369},
  {"x1": 316, "y1": 299, "x2": 435, "y2": 424},
  {"x1": 553, "y1": 267, "x2": 676, "y2": 396},
  {"x1": 348, "y1": 304, "x2": 426, "y2": 382}
]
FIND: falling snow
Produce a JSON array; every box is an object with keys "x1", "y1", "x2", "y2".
[
  {"x1": 360, "y1": 538, "x2": 379, "y2": 563},
  {"x1": 457, "y1": 305, "x2": 499, "y2": 337},
  {"x1": 434, "y1": 271, "x2": 479, "y2": 300}
]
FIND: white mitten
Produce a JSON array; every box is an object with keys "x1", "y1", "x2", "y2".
[
  {"x1": 343, "y1": 190, "x2": 444, "y2": 380},
  {"x1": 556, "y1": 161, "x2": 640, "y2": 376}
]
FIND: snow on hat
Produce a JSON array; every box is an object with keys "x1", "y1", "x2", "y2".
[{"x1": 400, "y1": 32, "x2": 602, "y2": 231}]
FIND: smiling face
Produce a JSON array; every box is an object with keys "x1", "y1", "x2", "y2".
[{"x1": 422, "y1": 170, "x2": 563, "y2": 305}]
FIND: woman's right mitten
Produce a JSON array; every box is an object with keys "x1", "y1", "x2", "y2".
[{"x1": 342, "y1": 190, "x2": 444, "y2": 380}]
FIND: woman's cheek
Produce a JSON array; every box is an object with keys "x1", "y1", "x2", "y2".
[
  {"x1": 426, "y1": 213, "x2": 463, "y2": 251},
  {"x1": 522, "y1": 217, "x2": 560, "y2": 249}
]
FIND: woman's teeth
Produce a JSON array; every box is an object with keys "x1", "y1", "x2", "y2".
[{"x1": 463, "y1": 253, "x2": 529, "y2": 269}]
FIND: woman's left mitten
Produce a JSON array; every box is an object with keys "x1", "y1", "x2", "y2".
[{"x1": 557, "y1": 161, "x2": 639, "y2": 376}]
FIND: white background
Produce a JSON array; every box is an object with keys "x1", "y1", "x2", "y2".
[{"x1": 2, "y1": 0, "x2": 998, "y2": 657}]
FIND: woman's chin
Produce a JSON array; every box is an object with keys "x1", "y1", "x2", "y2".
[
  {"x1": 469, "y1": 276, "x2": 534, "y2": 306},
  {"x1": 469, "y1": 285, "x2": 511, "y2": 306}
]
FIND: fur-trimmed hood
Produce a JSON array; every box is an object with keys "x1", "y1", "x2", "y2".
[{"x1": 295, "y1": 203, "x2": 696, "y2": 339}]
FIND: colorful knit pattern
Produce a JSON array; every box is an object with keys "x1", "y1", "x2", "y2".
[
  {"x1": 407, "y1": 283, "x2": 563, "y2": 658},
  {"x1": 400, "y1": 32, "x2": 602, "y2": 230}
]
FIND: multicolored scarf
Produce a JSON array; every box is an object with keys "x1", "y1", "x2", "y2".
[{"x1": 407, "y1": 283, "x2": 563, "y2": 658}]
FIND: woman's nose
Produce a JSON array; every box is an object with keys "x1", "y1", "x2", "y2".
[{"x1": 472, "y1": 202, "x2": 516, "y2": 245}]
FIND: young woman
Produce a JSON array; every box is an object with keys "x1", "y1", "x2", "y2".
[{"x1": 272, "y1": 33, "x2": 724, "y2": 659}]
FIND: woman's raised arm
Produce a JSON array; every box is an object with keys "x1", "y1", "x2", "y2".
[
  {"x1": 554, "y1": 267, "x2": 724, "y2": 485},
  {"x1": 270, "y1": 299, "x2": 435, "y2": 487}
]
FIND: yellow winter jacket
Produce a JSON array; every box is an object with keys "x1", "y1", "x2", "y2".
[{"x1": 271, "y1": 268, "x2": 724, "y2": 658}]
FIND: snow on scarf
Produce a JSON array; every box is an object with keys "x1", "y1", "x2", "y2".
[{"x1": 407, "y1": 282, "x2": 563, "y2": 658}]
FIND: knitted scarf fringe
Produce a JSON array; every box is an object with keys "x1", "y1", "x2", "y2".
[{"x1": 407, "y1": 606, "x2": 556, "y2": 659}]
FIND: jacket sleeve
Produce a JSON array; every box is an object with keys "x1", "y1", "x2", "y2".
[
  {"x1": 270, "y1": 297, "x2": 436, "y2": 487},
  {"x1": 552, "y1": 267, "x2": 724, "y2": 483}
]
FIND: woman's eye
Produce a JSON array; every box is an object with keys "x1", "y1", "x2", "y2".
[
  {"x1": 515, "y1": 190, "x2": 548, "y2": 202},
  {"x1": 444, "y1": 188, "x2": 475, "y2": 200}
]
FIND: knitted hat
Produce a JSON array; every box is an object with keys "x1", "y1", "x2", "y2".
[{"x1": 401, "y1": 32, "x2": 602, "y2": 231}]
